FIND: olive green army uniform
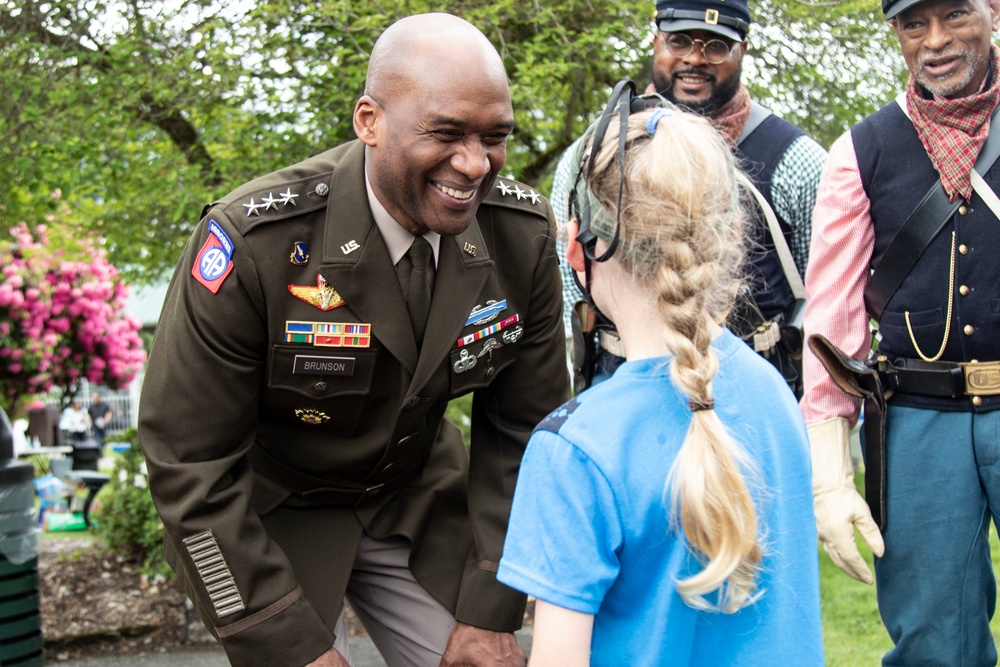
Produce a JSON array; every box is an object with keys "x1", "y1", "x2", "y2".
[{"x1": 138, "y1": 139, "x2": 569, "y2": 666}]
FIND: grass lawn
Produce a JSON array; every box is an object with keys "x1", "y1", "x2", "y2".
[{"x1": 821, "y1": 487, "x2": 1000, "y2": 666}]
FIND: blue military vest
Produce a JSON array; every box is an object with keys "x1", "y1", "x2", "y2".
[
  {"x1": 853, "y1": 101, "x2": 1000, "y2": 412},
  {"x1": 735, "y1": 115, "x2": 804, "y2": 319}
]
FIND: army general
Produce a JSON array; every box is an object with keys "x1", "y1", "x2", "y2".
[{"x1": 138, "y1": 13, "x2": 569, "y2": 667}]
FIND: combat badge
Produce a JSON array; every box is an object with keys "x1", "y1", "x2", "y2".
[
  {"x1": 502, "y1": 325, "x2": 523, "y2": 344},
  {"x1": 466, "y1": 300, "x2": 507, "y2": 326},
  {"x1": 288, "y1": 274, "x2": 346, "y2": 312},
  {"x1": 290, "y1": 242, "x2": 309, "y2": 265},
  {"x1": 192, "y1": 220, "x2": 234, "y2": 294}
]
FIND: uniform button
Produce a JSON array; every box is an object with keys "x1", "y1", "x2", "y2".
[
  {"x1": 314, "y1": 381, "x2": 328, "y2": 392},
  {"x1": 959, "y1": 244, "x2": 969, "y2": 255},
  {"x1": 485, "y1": 367, "x2": 496, "y2": 379},
  {"x1": 972, "y1": 396, "x2": 983, "y2": 407},
  {"x1": 405, "y1": 396, "x2": 421, "y2": 409},
  {"x1": 381, "y1": 462, "x2": 396, "y2": 474},
  {"x1": 314, "y1": 182, "x2": 330, "y2": 196},
  {"x1": 397, "y1": 435, "x2": 413, "y2": 448},
  {"x1": 964, "y1": 324, "x2": 975, "y2": 336},
  {"x1": 959, "y1": 285, "x2": 970, "y2": 296},
  {"x1": 958, "y1": 205, "x2": 969, "y2": 216}
]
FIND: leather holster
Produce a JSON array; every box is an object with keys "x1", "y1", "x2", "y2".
[{"x1": 807, "y1": 334, "x2": 888, "y2": 531}]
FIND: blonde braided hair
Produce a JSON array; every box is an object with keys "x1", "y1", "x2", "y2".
[{"x1": 585, "y1": 106, "x2": 762, "y2": 613}]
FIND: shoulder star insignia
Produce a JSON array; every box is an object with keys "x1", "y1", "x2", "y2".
[
  {"x1": 243, "y1": 198, "x2": 262, "y2": 217},
  {"x1": 288, "y1": 273, "x2": 345, "y2": 311},
  {"x1": 527, "y1": 190, "x2": 541, "y2": 205},
  {"x1": 260, "y1": 193, "x2": 280, "y2": 211},
  {"x1": 497, "y1": 181, "x2": 513, "y2": 196},
  {"x1": 279, "y1": 188, "x2": 299, "y2": 206},
  {"x1": 512, "y1": 184, "x2": 526, "y2": 200}
]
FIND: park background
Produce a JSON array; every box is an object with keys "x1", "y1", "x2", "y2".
[{"x1": 2, "y1": 0, "x2": 999, "y2": 664}]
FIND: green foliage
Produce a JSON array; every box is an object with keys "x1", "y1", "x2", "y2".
[
  {"x1": 447, "y1": 394, "x2": 473, "y2": 449},
  {"x1": 2, "y1": 0, "x2": 906, "y2": 283},
  {"x1": 92, "y1": 429, "x2": 171, "y2": 578}
]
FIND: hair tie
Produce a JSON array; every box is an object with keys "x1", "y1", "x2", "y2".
[
  {"x1": 645, "y1": 108, "x2": 673, "y2": 136},
  {"x1": 689, "y1": 398, "x2": 715, "y2": 413}
]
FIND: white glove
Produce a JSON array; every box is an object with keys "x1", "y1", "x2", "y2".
[{"x1": 809, "y1": 417, "x2": 885, "y2": 584}]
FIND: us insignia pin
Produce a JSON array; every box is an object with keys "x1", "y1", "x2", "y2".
[
  {"x1": 288, "y1": 274, "x2": 346, "y2": 311},
  {"x1": 290, "y1": 242, "x2": 309, "y2": 265},
  {"x1": 463, "y1": 242, "x2": 477, "y2": 257}
]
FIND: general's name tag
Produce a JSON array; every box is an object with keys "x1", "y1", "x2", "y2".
[{"x1": 293, "y1": 355, "x2": 356, "y2": 376}]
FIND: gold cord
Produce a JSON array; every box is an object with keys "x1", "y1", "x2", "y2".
[{"x1": 905, "y1": 231, "x2": 956, "y2": 362}]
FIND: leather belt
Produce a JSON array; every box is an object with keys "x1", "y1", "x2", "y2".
[
  {"x1": 597, "y1": 329, "x2": 626, "y2": 358},
  {"x1": 881, "y1": 358, "x2": 1000, "y2": 397},
  {"x1": 247, "y1": 446, "x2": 419, "y2": 508}
]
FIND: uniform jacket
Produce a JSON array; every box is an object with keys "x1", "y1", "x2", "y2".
[
  {"x1": 138, "y1": 139, "x2": 570, "y2": 665},
  {"x1": 853, "y1": 101, "x2": 1000, "y2": 412},
  {"x1": 736, "y1": 113, "x2": 805, "y2": 319}
]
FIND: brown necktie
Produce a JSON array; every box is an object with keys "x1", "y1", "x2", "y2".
[{"x1": 403, "y1": 236, "x2": 435, "y2": 347}]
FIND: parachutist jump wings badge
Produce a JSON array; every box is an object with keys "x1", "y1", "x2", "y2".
[{"x1": 288, "y1": 274, "x2": 346, "y2": 311}]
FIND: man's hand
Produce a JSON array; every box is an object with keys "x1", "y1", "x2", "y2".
[
  {"x1": 306, "y1": 648, "x2": 351, "y2": 667},
  {"x1": 439, "y1": 622, "x2": 526, "y2": 667},
  {"x1": 809, "y1": 417, "x2": 885, "y2": 584}
]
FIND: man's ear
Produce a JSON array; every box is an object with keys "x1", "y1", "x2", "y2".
[
  {"x1": 353, "y1": 96, "x2": 380, "y2": 146},
  {"x1": 566, "y1": 218, "x2": 587, "y2": 273}
]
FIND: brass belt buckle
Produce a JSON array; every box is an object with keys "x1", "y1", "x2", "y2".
[{"x1": 961, "y1": 360, "x2": 1000, "y2": 395}]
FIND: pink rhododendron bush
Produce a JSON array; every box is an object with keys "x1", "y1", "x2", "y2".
[{"x1": 1, "y1": 210, "x2": 147, "y2": 415}]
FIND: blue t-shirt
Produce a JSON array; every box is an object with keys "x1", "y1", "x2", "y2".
[{"x1": 498, "y1": 330, "x2": 823, "y2": 666}]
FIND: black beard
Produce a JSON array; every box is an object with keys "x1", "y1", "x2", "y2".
[{"x1": 652, "y1": 61, "x2": 743, "y2": 117}]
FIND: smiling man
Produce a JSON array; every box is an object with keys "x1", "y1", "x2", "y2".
[
  {"x1": 551, "y1": 0, "x2": 826, "y2": 396},
  {"x1": 138, "y1": 13, "x2": 568, "y2": 667},
  {"x1": 802, "y1": 0, "x2": 1000, "y2": 664}
]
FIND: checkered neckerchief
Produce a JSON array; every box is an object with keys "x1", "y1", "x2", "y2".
[
  {"x1": 907, "y1": 46, "x2": 1000, "y2": 202},
  {"x1": 713, "y1": 84, "x2": 751, "y2": 148}
]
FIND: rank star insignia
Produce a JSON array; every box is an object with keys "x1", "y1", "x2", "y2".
[
  {"x1": 243, "y1": 198, "x2": 262, "y2": 217},
  {"x1": 497, "y1": 181, "x2": 514, "y2": 196},
  {"x1": 527, "y1": 190, "x2": 541, "y2": 205},
  {"x1": 279, "y1": 188, "x2": 299, "y2": 206},
  {"x1": 512, "y1": 184, "x2": 526, "y2": 200},
  {"x1": 295, "y1": 408, "x2": 330, "y2": 425},
  {"x1": 288, "y1": 273, "x2": 346, "y2": 311},
  {"x1": 261, "y1": 193, "x2": 280, "y2": 211}
]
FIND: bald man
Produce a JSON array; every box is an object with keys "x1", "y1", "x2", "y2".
[{"x1": 138, "y1": 13, "x2": 569, "y2": 667}]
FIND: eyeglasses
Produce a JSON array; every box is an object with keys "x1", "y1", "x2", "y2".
[{"x1": 661, "y1": 33, "x2": 741, "y2": 65}]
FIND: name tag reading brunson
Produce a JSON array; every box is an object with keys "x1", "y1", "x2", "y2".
[{"x1": 293, "y1": 355, "x2": 356, "y2": 376}]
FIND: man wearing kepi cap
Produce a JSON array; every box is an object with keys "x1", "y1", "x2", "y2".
[
  {"x1": 802, "y1": 0, "x2": 1000, "y2": 664},
  {"x1": 551, "y1": 0, "x2": 826, "y2": 396}
]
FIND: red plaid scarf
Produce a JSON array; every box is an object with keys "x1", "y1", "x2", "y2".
[
  {"x1": 712, "y1": 84, "x2": 752, "y2": 148},
  {"x1": 907, "y1": 46, "x2": 1000, "y2": 201}
]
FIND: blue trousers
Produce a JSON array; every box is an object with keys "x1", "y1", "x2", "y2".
[{"x1": 872, "y1": 405, "x2": 1000, "y2": 666}]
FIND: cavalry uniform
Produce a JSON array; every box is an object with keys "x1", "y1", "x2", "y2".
[
  {"x1": 139, "y1": 139, "x2": 569, "y2": 665},
  {"x1": 802, "y1": 90, "x2": 1000, "y2": 665}
]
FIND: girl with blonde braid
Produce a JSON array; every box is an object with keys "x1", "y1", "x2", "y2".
[{"x1": 498, "y1": 106, "x2": 823, "y2": 666}]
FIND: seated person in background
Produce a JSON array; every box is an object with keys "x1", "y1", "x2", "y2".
[
  {"x1": 498, "y1": 101, "x2": 823, "y2": 666},
  {"x1": 60, "y1": 400, "x2": 90, "y2": 443}
]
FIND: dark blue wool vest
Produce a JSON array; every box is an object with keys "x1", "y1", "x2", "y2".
[
  {"x1": 735, "y1": 114, "x2": 805, "y2": 319},
  {"x1": 853, "y1": 101, "x2": 1000, "y2": 412}
]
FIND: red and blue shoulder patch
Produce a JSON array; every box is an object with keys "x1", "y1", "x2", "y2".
[{"x1": 191, "y1": 220, "x2": 234, "y2": 294}]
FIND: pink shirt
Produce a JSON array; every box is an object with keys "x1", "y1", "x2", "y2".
[{"x1": 800, "y1": 132, "x2": 876, "y2": 427}]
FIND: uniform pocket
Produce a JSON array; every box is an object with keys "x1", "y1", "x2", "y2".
[
  {"x1": 879, "y1": 307, "x2": 946, "y2": 358},
  {"x1": 448, "y1": 331, "x2": 520, "y2": 397},
  {"x1": 265, "y1": 345, "x2": 378, "y2": 434}
]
